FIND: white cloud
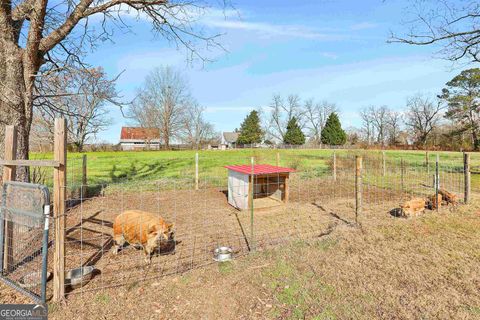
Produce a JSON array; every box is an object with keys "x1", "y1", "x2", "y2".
[
  {"x1": 89, "y1": 5, "x2": 354, "y2": 42},
  {"x1": 350, "y1": 22, "x2": 378, "y2": 31},
  {"x1": 320, "y1": 52, "x2": 339, "y2": 59},
  {"x1": 202, "y1": 19, "x2": 343, "y2": 40}
]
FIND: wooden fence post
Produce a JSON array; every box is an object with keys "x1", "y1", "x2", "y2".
[
  {"x1": 81, "y1": 154, "x2": 87, "y2": 198},
  {"x1": 2, "y1": 126, "x2": 17, "y2": 272},
  {"x1": 195, "y1": 153, "x2": 199, "y2": 190},
  {"x1": 355, "y1": 156, "x2": 362, "y2": 224},
  {"x1": 53, "y1": 118, "x2": 67, "y2": 302},
  {"x1": 464, "y1": 152, "x2": 470, "y2": 204},
  {"x1": 333, "y1": 151, "x2": 337, "y2": 181},
  {"x1": 276, "y1": 152, "x2": 280, "y2": 167}
]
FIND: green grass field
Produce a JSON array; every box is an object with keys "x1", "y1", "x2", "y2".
[{"x1": 28, "y1": 148, "x2": 480, "y2": 190}]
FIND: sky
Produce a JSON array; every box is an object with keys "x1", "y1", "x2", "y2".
[{"x1": 83, "y1": 0, "x2": 463, "y2": 143}]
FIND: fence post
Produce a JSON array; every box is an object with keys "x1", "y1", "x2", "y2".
[
  {"x1": 2, "y1": 126, "x2": 17, "y2": 272},
  {"x1": 195, "y1": 153, "x2": 199, "y2": 190},
  {"x1": 53, "y1": 118, "x2": 67, "y2": 302},
  {"x1": 276, "y1": 152, "x2": 280, "y2": 167},
  {"x1": 81, "y1": 154, "x2": 87, "y2": 198},
  {"x1": 382, "y1": 151, "x2": 386, "y2": 177},
  {"x1": 464, "y1": 152, "x2": 470, "y2": 204},
  {"x1": 435, "y1": 154, "x2": 440, "y2": 212},
  {"x1": 333, "y1": 151, "x2": 337, "y2": 181},
  {"x1": 249, "y1": 157, "x2": 255, "y2": 251},
  {"x1": 355, "y1": 156, "x2": 362, "y2": 224}
]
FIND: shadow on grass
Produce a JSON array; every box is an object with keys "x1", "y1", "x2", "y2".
[{"x1": 107, "y1": 159, "x2": 186, "y2": 184}]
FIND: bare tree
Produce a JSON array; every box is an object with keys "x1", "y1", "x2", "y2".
[
  {"x1": 0, "y1": 0, "x2": 227, "y2": 179},
  {"x1": 405, "y1": 94, "x2": 444, "y2": 146},
  {"x1": 304, "y1": 99, "x2": 338, "y2": 144},
  {"x1": 359, "y1": 105, "x2": 391, "y2": 146},
  {"x1": 371, "y1": 106, "x2": 389, "y2": 146},
  {"x1": 130, "y1": 66, "x2": 192, "y2": 149},
  {"x1": 391, "y1": 0, "x2": 480, "y2": 63},
  {"x1": 345, "y1": 126, "x2": 361, "y2": 145},
  {"x1": 267, "y1": 95, "x2": 285, "y2": 141},
  {"x1": 30, "y1": 114, "x2": 53, "y2": 152},
  {"x1": 386, "y1": 110, "x2": 403, "y2": 146},
  {"x1": 267, "y1": 94, "x2": 305, "y2": 142},
  {"x1": 180, "y1": 103, "x2": 216, "y2": 149},
  {"x1": 36, "y1": 67, "x2": 115, "y2": 152},
  {"x1": 359, "y1": 107, "x2": 375, "y2": 145}
]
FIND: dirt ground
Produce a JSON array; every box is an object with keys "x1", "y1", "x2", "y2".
[
  {"x1": 2, "y1": 176, "x2": 477, "y2": 319},
  {"x1": 1, "y1": 176, "x2": 360, "y2": 300},
  {"x1": 2, "y1": 199, "x2": 469, "y2": 319}
]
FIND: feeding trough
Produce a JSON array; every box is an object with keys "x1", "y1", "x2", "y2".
[
  {"x1": 65, "y1": 266, "x2": 95, "y2": 289},
  {"x1": 225, "y1": 164, "x2": 295, "y2": 210},
  {"x1": 213, "y1": 246, "x2": 233, "y2": 262}
]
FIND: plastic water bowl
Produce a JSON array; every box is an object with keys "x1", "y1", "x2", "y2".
[
  {"x1": 213, "y1": 246, "x2": 233, "y2": 262},
  {"x1": 65, "y1": 266, "x2": 95, "y2": 289}
]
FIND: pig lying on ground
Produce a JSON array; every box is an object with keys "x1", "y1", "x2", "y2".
[
  {"x1": 400, "y1": 198, "x2": 426, "y2": 218},
  {"x1": 112, "y1": 210, "x2": 174, "y2": 263},
  {"x1": 427, "y1": 194, "x2": 442, "y2": 210},
  {"x1": 439, "y1": 188, "x2": 458, "y2": 206}
]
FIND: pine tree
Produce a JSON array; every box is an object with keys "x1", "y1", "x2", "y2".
[
  {"x1": 283, "y1": 117, "x2": 305, "y2": 145},
  {"x1": 440, "y1": 68, "x2": 480, "y2": 150},
  {"x1": 321, "y1": 112, "x2": 347, "y2": 145},
  {"x1": 237, "y1": 110, "x2": 264, "y2": 144}
]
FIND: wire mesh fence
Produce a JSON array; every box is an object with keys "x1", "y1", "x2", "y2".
[
  {"x1": 1, "y1": 150, "x2": 474, "y2": 302},
  {"x1": 0, "y1": 182, "x2": 50, "y2": 303}
]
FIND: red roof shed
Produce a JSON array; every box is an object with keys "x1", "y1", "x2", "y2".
[
  {"x1": 225, "y1": 164, "x2": 294, "y2": 210},
  {"x1": 120, "y1": 127, "x2": 160, "y2": 140},
  {"x1": 224, "y1": 164, "x2": 295, "y2": 175}
]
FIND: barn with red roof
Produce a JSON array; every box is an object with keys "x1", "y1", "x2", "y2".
[{"x1": 119, "y1": 127, "x2": 160, "y2": 151}]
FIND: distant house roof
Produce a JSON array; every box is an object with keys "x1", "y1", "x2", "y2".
[
  {"x1": 120, "y1": 127, "x2": 160, "y2": 141},
  {"x1": 225, "y1": 164, "x2": 296, "y2": 175},
  {"x1": 223, "y1": 132, "x2": 239, "y2": 143}
]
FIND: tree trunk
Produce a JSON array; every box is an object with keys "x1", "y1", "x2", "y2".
[
  {"x1": 0, "y1": 43, "x2": 32, "y2": 182},
  {"x1": 472, "y1": 127, "x2": 480, "y2": 151}
]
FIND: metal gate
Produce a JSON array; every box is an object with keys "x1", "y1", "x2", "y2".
[{"x1": 0, "y1": 181, "x2": 50, "y2": 303}]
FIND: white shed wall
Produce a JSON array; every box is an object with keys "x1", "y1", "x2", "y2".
[{"x1": 227, "y1": 170, "x2": 249, "y2": 210}]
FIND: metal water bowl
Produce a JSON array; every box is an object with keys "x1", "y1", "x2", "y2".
[
  {"x1": 213, "y1": 246, "x2": 233, "y2": 262},
  {"x1": 65, "y1": 266, "x2": 95, "y2": 289},
  {"x1": 19, "y1": 271, "x2": 52, "y2": 289}
]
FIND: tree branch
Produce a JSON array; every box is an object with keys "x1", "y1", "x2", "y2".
[{"x1": 39, "y1": 0, "x2": 95, "y2": 53}]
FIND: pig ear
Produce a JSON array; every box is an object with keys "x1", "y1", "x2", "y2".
[{"x1": 149, "y1": 225, "x2": 158, "y2": 234}]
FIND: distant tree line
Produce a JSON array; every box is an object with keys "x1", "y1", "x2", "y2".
[
  {"x1": 235, "y1": 68, "x2": 480, "y2": 151},
  {"x1": 352, "y1": 68, "x2": 480, "y2": 151},
  {"x1": 235, "y1": 94, "x2": 346, "y2": 147}
]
